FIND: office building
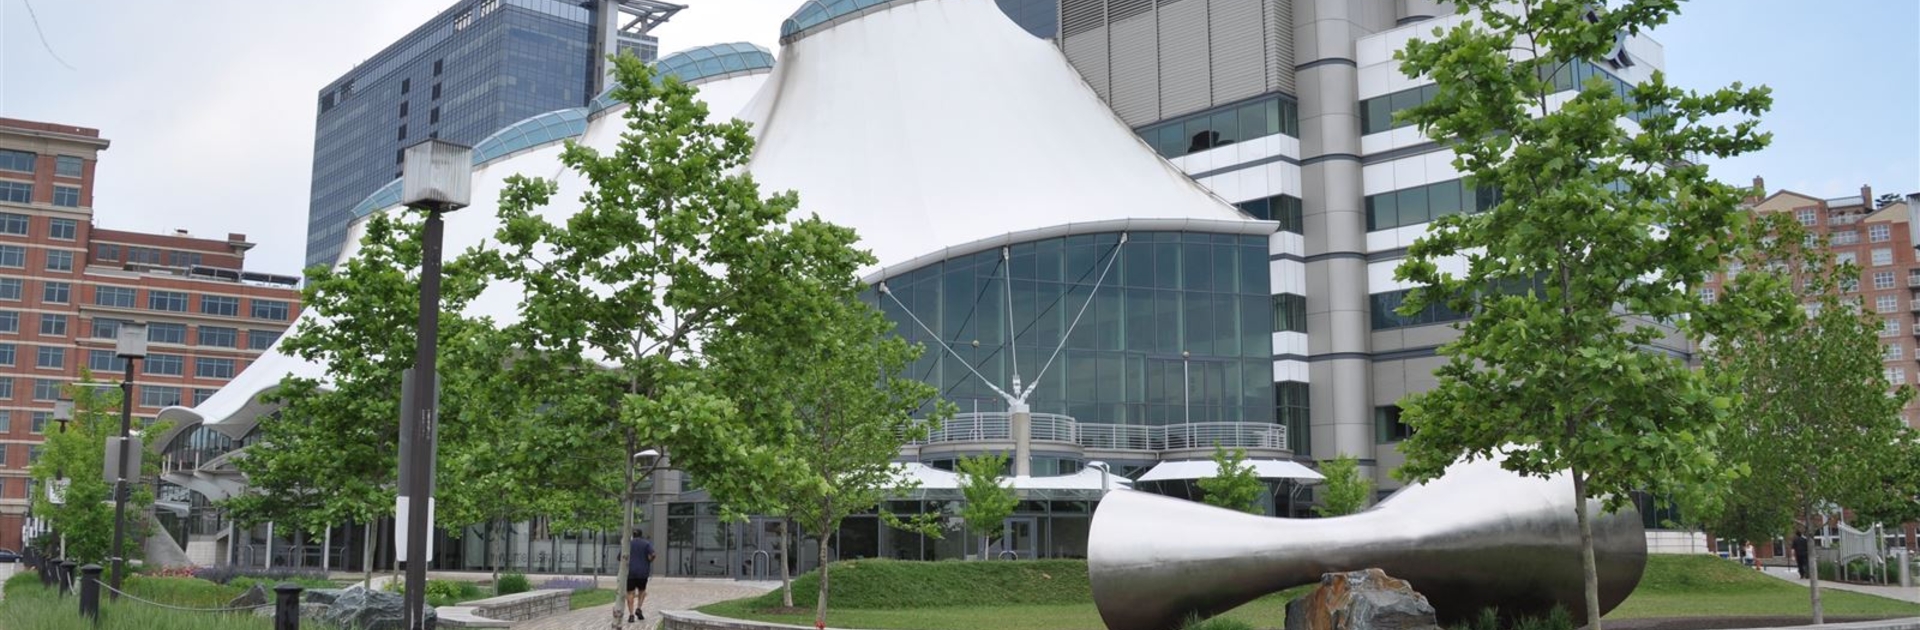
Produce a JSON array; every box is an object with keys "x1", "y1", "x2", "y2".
[
  {"x1": 0, "y1": 118, "x2": 303, "y2": 553},
  {"x1": 305, "y1": 0, "x2": 685, "y2": 269},
  {"x1": 174, "y1": 0, "x2": 1685, "y2": 573}
]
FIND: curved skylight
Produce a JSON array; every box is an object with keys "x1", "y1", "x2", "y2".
[
  {"x1": 588, "y1": 42, "x2": 776, "y2": 117},
  {"x1": 781, "y1": 0, "x2": 913, "y2": 42},
  {"x1": 470, "y1": 107, "x2": 588, "y2": 166},
  {"x1": 349, "y1": 178, "x2": 404, "y2": 219}
]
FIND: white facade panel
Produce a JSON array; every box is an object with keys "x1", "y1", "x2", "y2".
[
  {"x1": 1274, "y1": 331, "x2": 1310, "y2": 357},
  {"x1": 1357, "y1": 63, "x2": 1393, "y2": 100},
  {"x1": 1271, "y1": 231, "x2": 1305, "y2": 258},
  {"x1": 1157, "y1": 0, "x2": 1212, "y2": 117},
  {"x1": 1271, "y1": 258, "x2": 1306, "y2": 295},
  {"x1": 1274, "y1": 360, "x2": 1310, "y2": 382},
  {"x1": 1110, "y1": 14, "x2": 1162, "y2": 125},
  {"x1": 1369, "y1": 253, "x2": 1471, "y2": 294},
  {"x1": 1208, "y1": 0, "x2": 1267, "y2": 104}
]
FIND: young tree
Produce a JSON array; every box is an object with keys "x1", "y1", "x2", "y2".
[
  {"x1": 1197, "y1": 445, "x2": 1264, "y2": 515},
  {"x1": 1390, "y1": 3, "x2": 1773, "y2": 628},
  {"x1": 1707, "y1": 213, "x2": 1914, "y2": 622},
  {"x1": 957, "y1": 453, "x2": 1018, "y2": 559},
  {"x1": 29, "y1": 374, "x2": 164, "y2": 564},
  {"x1": 1312, "y1": 454, "x2": 1372, "y2": 517}
]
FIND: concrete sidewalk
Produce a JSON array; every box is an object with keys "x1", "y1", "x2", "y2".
[
  {"x1": 511, "y1": 579, "x2": 775, "y2": 630},
  {"x1": 1758, "y1": 565, "x2": 1920, "y2": 604}
]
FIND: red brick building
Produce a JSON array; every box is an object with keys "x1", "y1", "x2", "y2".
[{"x1": 0, "y1": 118, "x2": 303, "y2": 552}]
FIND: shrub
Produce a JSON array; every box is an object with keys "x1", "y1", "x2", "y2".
[
  {"x1": 1447, "y1": 606, "x2": 1572, "y2": 630},
  {"x1": 540, "y1": 577, "x2": 595, "y2": 591},
  {"x1": 497, "y1": 573, "x2": 531, "y2": 595},
  {"x1": 387, "y1": 578, "x2": 486, "y2": 606},
  {"x1": 192, "y1": 564, "x2": 329, "y2": 586}
]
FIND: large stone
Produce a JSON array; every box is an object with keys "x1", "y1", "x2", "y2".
[
  {"x1": 227, "y1": 583, "x2": 269, "y2": 609},
  {"x1": 305, "y1": 588, "x2": 347, "y2": 606},
  {"x1": 1284, "y1": 569, "x2": 1441, "y2": 630},
  {"x1": 317, "y1": 587, "x2": 438, "y2": 630}
]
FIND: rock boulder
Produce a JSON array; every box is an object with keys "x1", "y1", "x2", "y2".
[
  {"x1": 317, "y1": 587, "x2": 437, "y2": 630},
  {"x1": 227, "y1": 583, "x2": 269, "y2": 609},
  {"x1": 1284, "y1": 569, "x2": 1441, "y2": 630}
]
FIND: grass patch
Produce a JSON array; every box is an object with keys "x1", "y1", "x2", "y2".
[
  {"x1": 2, "y1": 570, "x2": 339, "y2": 630},
  {"x1": 571, "y1": 588, "x2": 620, "y2": 610},
  {"x1": 700, "y1": 555, "x2": 1920, "y2": 630}
]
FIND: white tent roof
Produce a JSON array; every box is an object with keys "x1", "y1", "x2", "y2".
[
  {"x1": 1136, "y1": 459, "x2": 1325, "y2": 483},
  {"x1": 894, "y1": 462, "x2": 1132, "y2": 492}
]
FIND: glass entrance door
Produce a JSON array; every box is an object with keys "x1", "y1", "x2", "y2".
[{"x1": 1002, "y1": 518, "x2": 1038, "y2": 560}]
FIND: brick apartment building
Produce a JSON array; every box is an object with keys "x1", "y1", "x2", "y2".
[{"x1": 0, "y1": 117, "x2": 303, "y2": 552}]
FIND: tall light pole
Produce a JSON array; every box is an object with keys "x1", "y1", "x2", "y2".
[
  {"x1": 398, "y1": 139, "x2": 472, "y2": 630},
  {"x1": 109, "y1": 322, "x2": 147, "y2": 599}
]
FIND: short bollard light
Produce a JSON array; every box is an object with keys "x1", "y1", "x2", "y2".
[
  {"x1": 274, "y1": 582, "x2": 307, "y2": 630},
  {"x1": 79, "y1": 564, "x2": 103, "y2": 622},
  {"x1": 59, "y1": 561, "x2": 76, "y2": 597}
]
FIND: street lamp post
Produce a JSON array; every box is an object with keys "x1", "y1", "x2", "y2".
[
  {"x1": 398, "y1": 139, "x2": 472, "y2": 630},
  {"x1": 109, "y1": 322, "x2": 147, "y2": 599}
]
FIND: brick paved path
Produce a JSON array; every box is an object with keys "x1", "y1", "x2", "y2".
[{"x1": 513, "y1": 579, "x2": 775, "y2": 630}]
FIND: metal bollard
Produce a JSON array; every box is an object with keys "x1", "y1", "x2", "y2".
[
  {"x1": 59, "y1": 561, "x2": 75, "y2": 597},
  {"x1": 79, "y1": 564, "x2": 103, "y2": 623},
  {"x1": 274, "y1": 582, "x2": 305, "y2": 630}
]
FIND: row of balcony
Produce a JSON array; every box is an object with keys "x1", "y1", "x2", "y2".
[{"x1": 904, "y1": 412, "x2": 1288, "y2": 452}]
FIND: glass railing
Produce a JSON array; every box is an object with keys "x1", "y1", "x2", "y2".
[{"x1": 904, "y1": 412, "x2": 1289, "y2": 452}]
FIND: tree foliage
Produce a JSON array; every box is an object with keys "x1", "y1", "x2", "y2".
[
  {"x1": 29, "y1": 374, "x2": 164, "y2": 564},
  {"x1": 1390, "y1": 2, "x2": 1773, "y2": 627},
  {"x1": 1312, "y1": 454, "x2": 1372, "y2": 517},
  {"x1": 1705, "y1": 212, "x2": 1914, "y2": 622},
  {"x1": 957, "y1": 453, "x2": 1018, "y2": 557},
  {"x1": 1197, "y1": 445, "x2": 1264, "y2": 515}
]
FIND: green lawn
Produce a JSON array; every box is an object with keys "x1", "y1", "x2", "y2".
[
  {"x1": 1, "y1": 570, "x2": 343, "y2": 630},
  {"x1": 698, "y1": 556, "x2": 1920, "y2": 630},
  {"x1": 572, "y1": 587, "x2": 621, "y2": 610}
]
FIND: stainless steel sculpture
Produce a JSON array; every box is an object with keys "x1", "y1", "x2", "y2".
[{"x1": 1088, "y1": 458, "x2": 1647, "y2": 630}]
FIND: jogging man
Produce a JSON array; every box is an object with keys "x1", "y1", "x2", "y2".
[{"x1": 626, "y1": 528, "x2": 656, "y2": 623}]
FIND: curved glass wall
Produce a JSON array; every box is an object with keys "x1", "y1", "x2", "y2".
[
  {"x1": 869, "y1": 231, "x2": 1273, "y2": 430},
  {"x1": 783, "y1": 0, "x2": 910, "y2": 41},
  {"x1": 471, "y1": 107, "x2": 588, "y2": 167}
]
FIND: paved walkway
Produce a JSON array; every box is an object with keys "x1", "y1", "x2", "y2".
[
  {"x1": 512, "y1": 578, "x2": 777, "y2": 630},
  {"x1": 1758, "y1": 566, "x2": 1920, "y2": 603},
  {"x1": 0, "y1": 562, "x2": 13, "y2": 602}
]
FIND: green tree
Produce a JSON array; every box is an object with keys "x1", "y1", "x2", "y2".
[
  {"x1": 957, "y1": 453, "x2": 1018, "y2": 559},
  {"x1": 1389, "y1": 3, "x2": 1773, "y2": 628},
  {"x1": 474, "y1": 53, "x2": 872, "y2": 630},
  {"x1": 1197, "y1": 445, "x2": 1264, "y2": 515},
  {"x1": 1312, "y1": 454, "x2": 1372, "y2": 517},
  {"x1": 29, "y1": 374, "x2": 165, "y2": 564},
  {"x1": 1706, "y1": 213, "x2": 1914, "y2": 622}
]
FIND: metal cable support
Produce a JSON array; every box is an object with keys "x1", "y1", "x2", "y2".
[{"x1": 95, "y1": 581, "x2": 276, "y2": 614}]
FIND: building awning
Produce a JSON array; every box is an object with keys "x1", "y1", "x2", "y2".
[
  {"x1": 1136, "y1": 459, "x2": 1325, "y2": 483},
  {"x1": 893, "y1": 463, "x2": 1132, "y2": 500}
]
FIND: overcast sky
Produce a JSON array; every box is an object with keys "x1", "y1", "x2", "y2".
[{"x1": 1, "y1": 0, "x2": 1914, "y2": 276}]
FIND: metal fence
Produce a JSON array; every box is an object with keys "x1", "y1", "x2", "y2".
[{"x1": 906, "y1": 412, "x2": 1287, "y2": 452}]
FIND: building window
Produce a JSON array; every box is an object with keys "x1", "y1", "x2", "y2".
[
  {"x1": 252, "y1": 299, "x2": 290, "y2": 321},
  {"x1": 0, "y1": 149, "x2": 35, "y2": 172},
  {"x1": 431, "y1": 107, "x2": 441, "y2": 124},
  {"x1": 42, "y1": 281, "x2": 69, "y2": 304},
  {"x1": 1361, "y1": 83, "x2": 1439, "y2": 135},
  {"x1": 1873, "y1": 248, "x2": 1894, "y2": 267},
  {"x1": 96, "y1": 243, "x2": 119, "y2": 261},
  {"x1": 167, "y1": 251, "x2": 201, "y2": 267},
  {"x1": 0, "y1": 279, "x2": 19, "y2": 301},
  {"x1": 35, "y1": 346, "x2": 62, "y2": 370},
  {"x1": 1884, "y1": 318, "x2": 1902, "y2": 337},
  {"x1": 1887, "y1": 344, "x2": 1905, "y2": 361},
  {"x1": 0, "y1": 245, "x2": 24, "y2": 268},
  {"x1": 0, "y1": 379, "x2": 11, "y2": 400},
  {"x1": 198, "y1": 326, "x2": 236, "y2": 348},
  {"x1": 0, "y1": 310, "x2": 16, "y2": 333},
  {"x1": 193, "y1": 388, "x2": 216, "y2": 406},
  {"x1": 1371, "y1": 289, "x2": 1468, "y2": 330},
  {"x1": 1273, "y1": 294, "x2": 1306, "y2": 334},
  {"x1": 1871, "y1": 224, "x2": 1892, "y2": 243},
  {"x1": 397, "y1": 125, "x2": 407, "y2": 141},
  {"x1": 0, "y1": 343, "x2": 13, "y2": 366},
  {"x1": 1275, "y1": 382, "x2": 1310, "y2": 456},
  {"x1": 1142, "y1": 93, "x2": 1300, "y2": 159},
  {"x1": 433, "y1": 59, "x2": 443, "y2": 76},
  {"x1": 0, "y1": 182, "x2": 30, "y2": 204},
  {"x1": 91, "y1": 318, "x2": 120, "y2": 339},
  {"x1": 201, "y1": 295, "x2": 239, "y2": 316},
  {"x1": 1366, "y1": 179, "x2": 1500, "y2": 232},
  {"x1": 1888, "y1": 367, "x2": 1907, "y2": 385},
  {"x1": 195, "y1": 358, "x2": 235, "y2": 379},
  {"x1": 52, "y1": 186, "x2": 79, "y2": 207},
  {"x1": 1841, "y1": 275, "x2": 1860, "y2": 293},
  {"x1": 95, "y1": 286, "x2": 135, "y2": 308},
  {"x1": 30, "y1": 412, "x2": 48, "y2": 434},
  {"x1": 0, "y1": 410, "x2": 8, "y2": 432},
  {"x1": 401, "y1": 78, "x2": 411, "y2": 94},
  {"x1": 88, "y1": 349, "x2": 126, "y2": 373},
  {"x1": 54, "y1": 156, "x2": 82, "y2": 178},
  {"x1": 140, "y1": 385, "x2": 181, "y2": 408},
  {"x1": 1874, "y1": 271, "x2": 1896, "y2": 291},
  {"x1": 399, "y1": 101, "x2": 410, "y2": 118},
  {"x1": 149, "y1": 290, "x2": 188, "y2": 312},
  {"x1": 1833, "y1": 230, "x2": 1860, "y2": 245},
  {"x1": 148, "y1": 323, "x2": 186, "y2": 344},
  {"x1": 1796, "y1": 208, "x2": 1817, "y2": 226},
  {"x1": 1878, "y1": 294, "x2": 1900, "y2": 313},
  {"x1": 1699, "y1": 287, "x2": 1716, "y2": 304},
  {"x1": 1235, "y1": 195, "x2": 1303, "y2": 234},
  {"x1": 37, "y1": 314, "x2": 65, "y2": 337},
  {"x1": 0, "y1": 213, "x2": 28, "y2": 236},
  {"x1": 144, "y1": 354, "x2": 184, "y2": 376},
  {"x1": 247, "y1": 329, "x2": 279, "y2": 350},
  {"x1": 49, "y1": 218, "x2": 76, "y2": 240},
  {"x1": 1376, "y1": 405, "x2": 1413, "y2": 443},
  {"x1": 432, "y1": 83, "x2": 442, "y2": 99},
  {"x1": 32, "y1": 378, "x2": 60, "y2": 401},
  {"x1": 45, "y1": 250, "x2": 72, "y2": 272}
]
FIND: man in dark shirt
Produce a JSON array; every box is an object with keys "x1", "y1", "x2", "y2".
[
  {"x1": 1792, "y1": 531, "x2": 1810, "y2": 579},
  {"x1": 626, "y1": 529, "x2": 656, "y2": 623}
]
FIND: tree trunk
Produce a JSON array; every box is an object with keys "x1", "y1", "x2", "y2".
[
  {"x1": 1807, "y1": 503, "x2": 1824, "y2": 623},
  {"x1": 814, "y1": 521, "x2": 832, "y2": 628},
  {"x1": 1572, "y1": 464, "x2": 1603, "y2": 630},
  {"x1": 489, "y1": 519, "x2": 500, "y2": 585},
  {"x1": 612, "y1": 429, "x2": 637, "y2": 630},
  {"x1": 981, "y1": 535, "x2": 990, "y2": 561},
  {"x1": 362, "y1": 521, "x2": 374, "y2": 589},
  {"x1": 780, "y1": 520, "x2": 794, "y2": 608}
]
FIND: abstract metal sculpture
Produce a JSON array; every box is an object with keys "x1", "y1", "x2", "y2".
[{"x1": 1088, "y1": 458, "x2": 1647, "y2": 630}]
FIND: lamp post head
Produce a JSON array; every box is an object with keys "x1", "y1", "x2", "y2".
[
  {"x1": 115, "y1": 323, "x2": 148, "y2": 359},
  {"x1": 633, "y1": 448, "x2": 661, "y2": 467},
  {"x1": 52, "y1": 399, "x2": 73, "y2": 422},
  {"x1": 401, "y1": 140, "x2": 475, "y2": 212}
]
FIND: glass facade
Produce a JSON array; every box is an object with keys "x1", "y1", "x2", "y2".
[
  {"x1": 306, "y1": 0, "x2": 654, "y2": 268},
  {"x1": 995, "y1": 0, "x2": 1059, "y2": 38},
  {"x1": 869, "y1": 231, "x2": 1274, "y2": 428}
]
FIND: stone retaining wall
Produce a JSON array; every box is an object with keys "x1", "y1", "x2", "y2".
[
  {"x1": 662, "y1": 610, "x2": 857, "y2": 630},
  {"x1": 466, "y1": 589, "x2": 571, "y2": 622}
]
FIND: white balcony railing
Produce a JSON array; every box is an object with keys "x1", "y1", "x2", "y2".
[{"x1": 905, "y1": 412, "x2": 1288, "y2": 452}]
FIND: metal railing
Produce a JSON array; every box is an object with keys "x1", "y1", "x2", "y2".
[{"x1": 906, "y1": 412, "x2": 1288, "y2": 452}]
